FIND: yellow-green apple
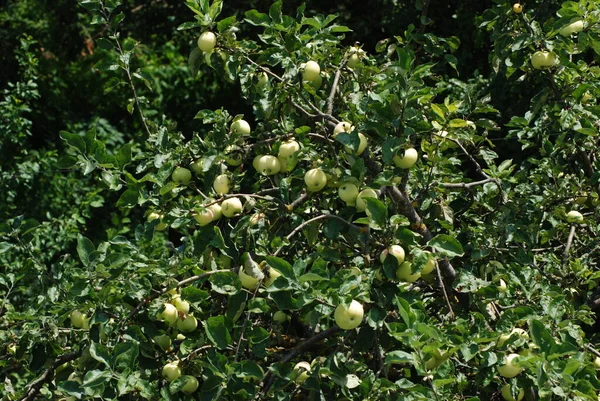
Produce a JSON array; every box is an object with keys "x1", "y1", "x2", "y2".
[
  {"x1": 172, "y1": 296, "x2": 190, "y2": 314},
  {"x1": 221, "y1": 197, "x2": 243, "y2": 217},
  {"x1": 338, "y1": 183, "x2": 359, "y2": 205},
  {"x1": 304, "y1": 168, "x2": 327, "y2": 192},
  {"x1": 70, "y1": 310, "x2": 89, "y2": 329},
  {"x1": 396, "y1": 261, "x2": 421, "y2": 282},
  {"x1": 278, "y1": 139, "x2": 300, "y2": 158},
  {"x1": 566, "y1": 210, "x2": 583, "y2": 223},
  {"x1": 208, "y1": 203, "x2": 222, "y2": 221},
  {"x1": 197, "y1": 31, "x2": 216, "y2": 52},
  {"x1": 194, "y1": 209, "x2": 214, "y2": 226},
  {"x1": 157, "y1": 303, "x2": 178, "y2": 324},
  {"x1": 172, "y1": 167, "x2": 192, "y2": 185},
  {"x1": 255, "y1": 155, "x2": 281, "y2": 175},
  {"x1": 293, "y1": 361, "x2": 312, "y2": 383},
  {"x1": 333, "y1": 121, "x2": 354, "y2": 135},
  {"x1": 153, "y1": 334, "x2": 172, "y2": 351},
  {"x1": 180, "y1": 376, "x2": 199, "y2": 394},
  {"x1": 355, "y1": 188, "x2": 378, "y2": 212},
  {"x1": 422, "y1": 253, "x2": 436, "y2": 275},
  {"x1": 239, "y1": 267, "x2": 260, "y2": 290},
  {"x1": 273, "y1": 311, "x2": 288, "y2": 323},
  {"x1": 501, "y1": 384, "x2": 524, "y2": 401},
  {"x1": 177, "y1": 314, "x2": 198, "y2": 332},
  {"x1": 531, "y1": 51, "x2": 558, "y2": 69},
  {"x1": 256, "y1": 72, "x2": 268, "y2": 88},
  {"x1": 559, "y1": 19, "x2": 584, "y2": 36},
  {"x1": 263, "y1": 267, "x2": 282, "y2": 287},
  {"x1": 498, "y1": 353, "x2": 523, "y2": 378},
  {"x1": 162, "y1": 361, "x2": 182, "y2": 382},
  {"x1": 334, "y1": 300, "x2": 364, "y2": 330},
  {"x1": 230, "y1": 119, "x2": 251, "y2": 135},
  {"x1": 224, "y1": 145, "x2": 243, "y2": 166},
  {"x1": 190, "y1": 159, "x2": 203, "y2": 175},
  {"x1": 147, "y1": 212, "x2": 168, "y2": 231},
  {"x1": 213, "y1": 174, "x2": 231, "y2": 195},
  {"x1": 512, "y1": 3, "x2": 522, "y2": 13},
  {"x1": 393, "y1": 148, "x2": 418, "y2": 169},
  {"x1": 380, "y1": 245, "x2": 406, "y2": 265},
  {"x1": 302, "y1": 61, "x2": 320, "y2": 82}
]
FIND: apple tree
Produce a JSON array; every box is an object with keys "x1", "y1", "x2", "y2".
[{"x1": 2, "y1": 0, "x2": 600, "y2": 400}]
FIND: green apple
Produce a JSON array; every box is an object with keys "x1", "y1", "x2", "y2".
[
  {"x1": 347, "y1": 53, "x2": 360, "y2": 69},
  {"x1": 304, "y1": 168, "x2": 327, "y2": 192},
  {"x1": 333, "y1": 121, "x2": 354, "y2": 135},
  {"x1": 230, "y1": 119, "x2": 251, "y2": 135},
  {"x1": 497, "y1": 328, "x2": 529, "y2": 347},
  {"x1": 255, "y1": 155, "x2": 281, "y2": 175},
  {"x1": 70, "y1": 310, "x2": 89, "y2": 329},
  {"x1": 396, "y1": 261, "x2": 421, "y2": 283},
  {"x1": 512, "y1": 3, "x2": 522, "y2": 13},
  {"x1": 501, "y1": 384, "x2": 524, "y2": 401},
  {"x1": 302, "y1": 60, "x2": 320, "y2": 82},
  {"x1": 393, "y1": 148, "x2": 418, "y2": 169},
  {"x1": 559, "y1": 19, "x2": 584, "y2": 36},
  {"x1": 177, "y1": 314, "x2": 198, "y2": 332},
  {"x1": 338, "y1": 183, "x2": 359, "y2": 205},
  {"x1": 531, "y1": 51, "x2": 558, "y2": 69},
  {"x1": 180, "y1": 376, "x2": 199, "y2": 394},
  {"x1": 197, "y1": 31, "x2": 216, "y2": 52},
  {"x1": 498, "y1": 353, "x2": 523, "y2": 378},
  {"x1": 334, "y1": 300, "x2": 364, "y2": 330},
  {"x1": 239, "y1": 268, "x2": 260, "y2": 290},
  {"x1": 194, "y1": 209, "x2": 214, "y2": 226},
  {"x1": 293, "y1": 361, "x2": 312, "y2": 383},
  {"x1": 305, "y1": 73, "x2": 322, "y2": 90},
  {"x1": 153, "y1": 334, "x2": 172, "y2": 351},
  {"x1": 497, "y1": 279, "x2": 508, "y2": 293},
  {"x1": 256, "y1": 72, "x2": 268, "y2": 88},
  {"x1": 162, "y1": 361, "x2": 182, "y2": 382},
  {"x1": 213, "y1": 174, "x2": 231, "y2": 195},
  {"x1": 278, "y1": 139, "x2": 300, "y2": 158},
  {"x1": 224, "y1": 145, "x2": 243, "y2": 167},
  {"x1": 422, "y1": 253, "x2": 436, "y2": 275},
  {"x1": 172, "y1": 296, "x2": 190, "y2": 314},
  {"x1": 380, "y1": 245, "x2": 406, "y2": 265},
  {"x1": 190, "y1": 159, "x2": 203, "y2": 175},
  {"x1": 355, "y1": 188, "x2": 378, "y2": 212},
  {"x1": 172, "y1": 167, "x2": 192, "y2": 185},
  {"x1": 278, "y1": 155, "x2": 298, "y2": 173},
  {"x1": 273, "y1": 311, "x2": 288, "y2": 323},
  {"x1": 221, "y1": 197, "x2": 243, "y2": 217},
  {"x1": 148, "y1": 212, "x2": 167, "y2": 231},
  {"x1": 566, "y1": 210, "x2": 583, "y2": 223},
  {"x1": 263, "y1": 267, "x2": 282, "y2": 287},
  {"x1": 208, "y1": 203, "x2": 222, "y2": 221},
  {"x1": 157, "y1": 303, "x2": 178, "y2": 324},
  {"x1": 594, "y1": 356, "x2": 600, "y2": 368},
  {"x1": 342, "y1": 132, "x2": 368, "y2": 155}
]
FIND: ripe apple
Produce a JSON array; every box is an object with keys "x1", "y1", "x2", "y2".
[
  {"x1": 256, "y1": 72, "x2": 268, "y2": 88},
  {"x1": 278, "y1": 155, "x2": 298, "y2": 173},
  {"x1": 380, "y1": 245, "x2": 406, "y2": 265},
  {"x1": 273, "y1": 310, "x2": 288, "y2": 323},
  {"x1": 263, "y1": 267, "x2": 282, "y2": 287},
  {"x1": 224, "y1": 145, "x2": 243, "y2": 167},
  {"x1": 208, "y1": 203, "x2": 222, "y2": 221},
  {"x1": 396, "y1": 261, "x2": 421, "y2": 283},
  {"x1": 213, "y1": 174, "x2": 231, "y2": 195},
  {"x1": 221, "y1": 197, "x2": 243, "y2": 217},
  {"x1": 230, "y1": 119, "x2": 251, "y2": 135},
  {"x1": 512, "y1": 3, "x2": 523, "y2": 13},
  {"x1": 190, "y1": 159, "x2": 203, "y2": 175},
  {"x1": 255, "y1": 155, "x2": 281, "y2": 175},
  {"x1": 501, "y1": 384, "x2": 524, "y2": 401},
  {"x1": 70, "y1": 310, "x2": 89, "y2": 329},
  {"x1": 177, "y1": 314, "x2": 198, "y2": 332},
  {"x1": 531, "y1": 51, "x2": 558, "y2": 69},
  {"x1": 566, "y1": 210, "x2": 583, "y2": 223},
  {"x1": 333, "y1": 121, "x2": 354, "y2": 135},
  {"x1": 172, "y1": 296, "x2": 190, "y2": 314},
  {"x1": 338, "y1": 183, "x2": 359, "y2": 205},
  {"x1": 334, "y1": 300, "x2": 364, "y2": 330},
  {"x1": 559, "y1": 19, "x2": 584, "y2": 36},
  {"x1": 421, "y1": 254, "x2": 436, "y2": 275},
  {"x1": 153, "y1": 334, "x2": 172, "y2": 351},
  {"x1": 157, "y1": 303, "x2": 178, "y2": 324},
  {"x1": 197, "y1": 31, "x2": 216, "y2": 52},
  {"x1": 194, "y1": 209, "x2": 214, "y2": 226},
  {"x1": 304, "y1": 168, "x2": 327, "y2": 192},
  {"x1": 239, "y1": 268, "x2": 260, "y2": 290},
  {"x1": 162, "y1": 361, "x2": 182, "y2": 382},
  {"x1": 278, "y1": 140, "x2": 300, "y2": 158},
  {"x1": 293, "y1": 361, "x2": 312, "y2": 383},
  {"x1": 148, "y1": 212, "x2": 168, "y2": 231},
  {"x1": 172, "y1": 167, "x2": 192, "y2": 185},
  {"x1": 393, "y1": 148, "x2": 418, "y2": 169},
  {"x1": 180, "y1": 376, "x2": 199, "y2": 394},
  {"x1": 355, "y1": 188, "x2": 378, "y2": 212},
  {"x1": 498, "y1": 353, "x2": 523, "y2": 378},
  {"x1": 302, "y1": 60, "x2": 320, "y2": 82}
]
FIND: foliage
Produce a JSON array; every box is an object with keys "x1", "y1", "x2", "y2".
[{"x1": 1, "y1": 0, "x2": 600, "y2": 400}]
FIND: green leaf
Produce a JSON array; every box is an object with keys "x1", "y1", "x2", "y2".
[
  {"x1": 385, "y1": 350, "x2": 414, "y2": 365},
  {"x1": 89, "y1": 342, "x2": 111, "y2": 367},
  {"x1": 530, "y1": 319, "x2": 556, "y2": 353},
  {"x1": 205, "y1": 315, "x2": 232, "y2": 349},
  {"x1": 245, "y1": 10, "x2": 270, "y2": 26},
  {"x1": 116, "y1": 188, "x2": 138, "y2": 208},
  {"x1": 265, "y1": 256, "x2": 294, "y2": 278},
  {"x1": 113, "y1": 341, "x2": 139, "y2": 371},
  {"x1": 217, "y1": 15, "x2": 236, "y2": 33},
  {"x1": 77, "y1": 234, "x2": 95, "y2": 266},
  {"x1": 448, "y1": 118, "x2": 468, "y2": 128},
  {"x1": 116, "y1": 143, "x2": 132, "y2": 169},
  {"x1": 365, "y1": 198, "x2": 387, "y2": 227},
  {"x1": 0, "y1": 242, "x2": 14, "y2": 254},
  {"x1": 428, "y1": 234, "x2": 464, "y2": 257},
  {"x1": 210, "y1": 271, "x2": 241, "y2": 295},
  {"x1": 82, "y1": 369, "x2": 111, "y2": 388},
  {"x1": 60, "y1": 131, "x2": 86, "y2": 153}
]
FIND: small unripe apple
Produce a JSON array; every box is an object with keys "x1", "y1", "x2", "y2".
[
  {"x1": 221, "y1": 197, "x2": 243, "y2": 217},
  {"x1": 172, "y1": 167, "x2": 192, "y2": 185},
  {"x1": 176, "y1": 334, "x2": 186, "y2": 341},
  {"x1": 230, "y1": 119, "x2": 251, "y2": 135},
  {"x1": 347, "y1": 53, "x2": 360, "y2": 69},
  {"x1": 396, "y1": 261, "x2": 421, "y2": 283},
  {"x1": 531, "y1": 51, "x2": 558, "y2": 69},
  {"x1": 278, "y1": 155, "x2": 298, "y2": 173},
  {"x1": 180, "y1": 376, "x2": 199, "y2": 394},
  {"x1": 293, "y1": 361, "x2": 312, "y2": 383},
  {"x1": 302, "y1": 60, "x2": 320, "y2": 82},
  {"x1": 501, "y1": 384, "x2": 524, "y2": 401},
  {"x1": 70, "y1": 310, "x2": 89, "y2": 329},
  {"x1": 305, "y1": 73, "x2": 323, "y2": 90},
  {"x1": 263, "y1": 267, "x2": 282, "y2": 287},
  {"x1": 512, "y1": 3, "x2": 523, "y2": 13},
  {"x1": 338, "y1": 183, "x2": 359, "y2": 205},
  {"x1": 393, "y1": 148, "x2": 418, "y2": 169},
  {"x1": 239, "y1": 268, "x2": 260, "y2": 290},
  {"x1": 498, "y1": 353, "x2": 523, "y2": 378},
  {"x1": 333, "y1": 121, "x2": 354, "y2": 135},
  {"x1": 148, "y1": 212, "x2": 168, "y2": 231},
  {"x1": 208, "y1": 203, "x2": 222, "y2": 221},
  {"x1": 273, "y1": 311, "x2": 288, "y2": 323},
  {"x1": 355, "y1": 188, "x2": 378, "y2": 212},
  {"x1": 380, "y1": 245, "x2": 405, "y2": 265},
  {"x1": 197, "y1": 31, "x2": 216, "y2": 52},
  {"x1": 256, "y1": 72, "x2": 268, "y2": 88},
  {"x1": 157, "y1": 303, "x2": 178, "y2": 324},
  {"x1": 213, "y1": 174, "x2": 231, "y2": 195},
  {"x1": 566, "y1": 210, "x2": 583, "y2": 223},
  {"x1": 177, "y1": 314, "x2": 198, "y2": 332},
  {"x1": 224, "y1": 145, "x2": 243, "y2": 167},
  {"x1": 172, "y1": 296, "x2": 190, "y2": 314},
  {"x1": 153, "y1": 334, "x2": 172, "y2": 351},
  {"x1": 334, "y1": 300, "x2": 364, "y2": 330},
  {"x1": 304, "y1": 168, "x2": 327, "y2": 192},
  {"x1": 421, "y1": 253, "x2": 436, "y2": 275},
  {"x1": 278, "y1": 140, "x2": 300, "y2": 158},
  {"x1": 190, "y1": 159, "x2": 204, "y2": 175},
  {"x1": 194, "y1": 209, "x2": 214, "y2": 226},
  {"x1": 162, "y1": 361, "x2": 182, "y2": 382},
  {"x1": 559, "y1": 20, "x2": 584, "y2": 36},
  {"x1": 255, "y1": 155, "x2": 281, "y2": 175}
]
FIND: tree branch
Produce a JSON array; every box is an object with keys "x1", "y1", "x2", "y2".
[
  {"x1": 18, "y1": 351, "x2": 81, "y2": 401},
  {"x1": 563, "y1": 225, "x2": 577, "y2": 261},
  {"x1": 437, "y1": 178, "x2": 496, "y2": 189}
]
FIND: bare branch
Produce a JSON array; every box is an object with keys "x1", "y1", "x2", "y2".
[
  {"x1": 563, "y1": 225, "x2": 577, "y2": 261},
  {"x1": 438, "y1": 178, "x2": 496, "y2": 189},
  {"x1": 326, "y1": 68, "x2": 342, "y2": 115},
  {"x1": 434, "y1": 260, "x2": 455, "y2": 319}
]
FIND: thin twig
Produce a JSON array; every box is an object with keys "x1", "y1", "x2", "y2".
[
  {"x1": 326, "y1": 68, "x2": 342, "y2": 115},
  {"x1": 437, "y1": 178, "x2": 496, "y2": 189},
  {"x1": 18, "y1": 351, "x2": 81, "y2": 401},
  {"x1": 434, "y1": 260, "x2": 455, "y2": 319},
  {"x1": 287, "y1": 190, "x2": 309, "y2": 211},
  {"x1": 563, "y1": 225, "x2": 577, "y2": 261}
]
